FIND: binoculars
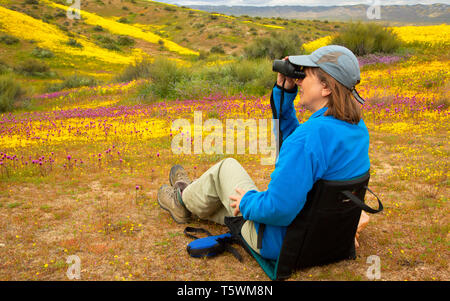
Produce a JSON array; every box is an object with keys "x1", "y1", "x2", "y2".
[{"x1": 272, "y1": 59, "x2": 306, "y2": 79}]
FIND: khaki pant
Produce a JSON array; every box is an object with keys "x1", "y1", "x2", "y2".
[{"x1": 181, "y1": 158, "x2": 261, "y2": 255}]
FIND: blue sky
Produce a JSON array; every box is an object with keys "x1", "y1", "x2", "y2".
[{"x1": 154, "y1": 0, "x2": 450, "y2": 6}]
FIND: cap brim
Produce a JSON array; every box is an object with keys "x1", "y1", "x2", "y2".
[
  {"x1": 288, "y1": 55, "x2": 318, "y2": 67},
  {"x1": 352, "y1": 88, "x2": 365, "y2": 105}
]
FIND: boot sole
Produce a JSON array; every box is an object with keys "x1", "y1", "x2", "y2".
[{"x1": 157, "y1": 187, "x2": 191, "y2": 224}]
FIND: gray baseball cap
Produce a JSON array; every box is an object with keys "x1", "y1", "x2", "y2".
[{"x1": 288, "y1": 45, "x2": 365, "y2": 105}]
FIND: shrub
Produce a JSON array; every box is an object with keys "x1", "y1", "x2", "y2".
[
  {"x1": 98, "y1": 35, "x2": 132, "y2": 48},
  {"x1": 117, "y1": 17, "x2": 130, "y2": 24},
  {"x1": 154, "y1": 30, "x2": 169, "y2": 38},
  {"x1": 0, "y1": 34, "x2": 20, "y2": 45},
  {"x1": 43, "y1": 13, "x2": 54, "y2": 20},
  {"x1": 57, "y1": 24, "x2": 68, "y2": 32},
  {"x1": 59, "y1": 75, "x2": 98, "y2": 89},
  {"x1": 142, "y1": 57, "x2": 187, "y2": 99},
  {"x1": 197, "y1": 58, "x2": 274, "y2": 96},
  {"x1": 228, "y1": 59, "x2": 273, "y2": 93},
  {"x1": 117, "y1": 35, "x2": 134, "y2": 46},
  {"x1": 243, "y1": 31, "x2": 303, "y2": 59},
  {"x1": 118, "y1": 57, "x2": 189, "y2": 100},
  {"x1": 93, "y1": 25, "x2": 104, "y2": 32},
  {"x1": 16, "y1": 59, "x2": 50, "y2": 76},
  {"x1": 331, "y1": 22, "x2": 402, "y2": 56},
  {"x1": 222, "y1": 60, "x2": 257, "y2": 84},
  {"x1": 95, "y1": 35, "x2": 114, "y2": 44},
  {"x1": 210, "y1": 45, "x2": 225, "y2": 54},
  {"x1": 54, "y1": 10, "x2": 66, "y2": 18},
  {"x1": 115, "y1": 58, "x2": 153, "y2": 83},
  {"x1": 66, "y1": 38, "x2": 83, "y2": 48},
  {"x1": 193, "y1": 23, "x2": 205, "y2": 29},
  {"x1": 32, "y1": 47, "x2": 54, "y2": 58},
  {"x1": 101, "y1": 43, "x2": 121, "y2": 51},
  {"x1": 47, "y1": 74, "x2": 98, "y2": 92},
  {"x1": 93, "y1": 35, "x2": 121, "y2": 51},
  {"x1": 0, "y1": 76, "x2": 25, "y2": 113},
  {"x1": 172, "y1": 77, "x2": 220, "y2": 101}
]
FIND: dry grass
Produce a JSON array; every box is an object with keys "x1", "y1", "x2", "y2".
[{"x1": 0, "y1": 128, "x2": 448, "y2": 281}]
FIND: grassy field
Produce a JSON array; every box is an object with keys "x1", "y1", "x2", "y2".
[{"x1": 0, "y1": 1, "x2": 449, "y2": 281}]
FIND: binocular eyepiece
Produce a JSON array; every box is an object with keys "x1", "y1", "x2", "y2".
[{"x1": 272, "y1": 59, "x2": 306, "y2": 79}]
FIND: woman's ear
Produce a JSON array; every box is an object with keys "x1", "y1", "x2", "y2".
[{"x1": 321, "y1": 83, "x2": 331, "y2": 97}]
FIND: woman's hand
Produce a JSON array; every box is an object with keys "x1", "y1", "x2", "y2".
[
  {"x1": 277, "y1": 56, "x2": 296, "y2": 90},
  {"x1": 229, "y1": 187, "x2": 247, "y2": 216}
]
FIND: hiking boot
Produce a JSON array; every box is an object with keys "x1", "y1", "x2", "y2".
[
  {"x1": 157, "y1": 184, "x2": 191, "y2": 224},
  {"x1": 169, "y1": 164, "x2": 192, "y2": 186}
]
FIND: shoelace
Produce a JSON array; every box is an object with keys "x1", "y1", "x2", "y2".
[
  {"x1": 174, "y1": 169, "x2": 191, "y2": 183},
  {"x1": 163, "y1": 185, "x2": 176, "y2": 201}
]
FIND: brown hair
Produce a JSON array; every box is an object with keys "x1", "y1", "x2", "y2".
[{"x1": 309, "y1": 67, "x2": 362, "y2": 124}]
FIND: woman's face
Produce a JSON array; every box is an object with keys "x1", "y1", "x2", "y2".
[{"x1": 295, "y1": 67, "x2": 330, "y2": 111}]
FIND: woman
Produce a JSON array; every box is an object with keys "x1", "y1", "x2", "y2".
[{"x1": 157, "y1": 45, "x2": 370, "y2": 260}]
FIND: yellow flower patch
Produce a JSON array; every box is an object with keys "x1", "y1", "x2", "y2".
[
  {"x1": 42, "y1": 0, "x2": 199, "y2": 57},
  {"x1": 0, "y1": 6, "x2": 138, "y2": 64},
  {"x1": 391, "y1": 24, "x2": 450, "y2": 44}
]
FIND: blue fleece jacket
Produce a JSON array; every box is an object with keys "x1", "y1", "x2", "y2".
[{"x1": 239, "y1": 84, "x2": 370, "y2": 260}]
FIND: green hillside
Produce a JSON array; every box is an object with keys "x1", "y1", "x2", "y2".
[{"x1": 0, "y1": 0, "x2": 343, "y2": 94}]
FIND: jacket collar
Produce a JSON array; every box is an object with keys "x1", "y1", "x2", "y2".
[{"x1": 310, "y1": 106, "x2": 328, "y2": 119}]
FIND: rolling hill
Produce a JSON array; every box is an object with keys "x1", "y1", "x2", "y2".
[
  {"x1": 187, "y1": 4, "x2": 450, "y2": 24},
  {"x1": 0, "y1": 0, "x2": 448, "y2": 97},
  {"x1": 0, "y1": 0, "x2": 346, "y2": 89}
]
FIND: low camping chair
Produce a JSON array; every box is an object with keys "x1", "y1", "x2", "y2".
[{"x1": 225, "y1": 169, "x2": 383, "y2": 280}]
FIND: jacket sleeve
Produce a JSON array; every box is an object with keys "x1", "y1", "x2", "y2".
[
  {"x1": 239, "y1": 136, "x2": 327, "y2": 226},
  {"x1": 270, "y1": 83, "x2": 300, "y2": 146}
]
